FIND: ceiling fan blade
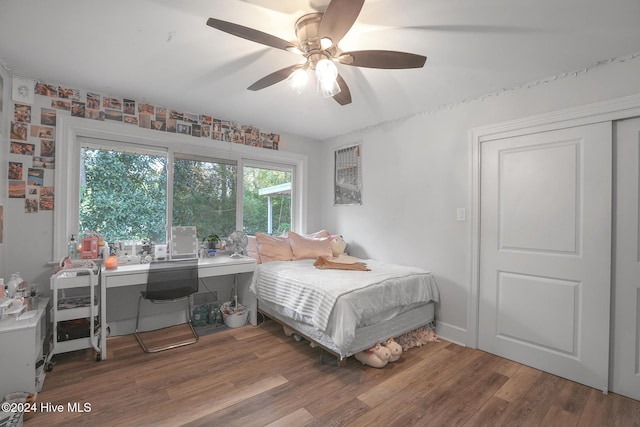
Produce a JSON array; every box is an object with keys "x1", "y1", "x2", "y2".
[
  {"x1": 333, "y1": 74, "x2": 352, "y2": 105},
  {"x1": 319, "y1": 0, "x2": 365, "y2": 45},
  {"x1": 338, "y1": 50, "x2": 427, "y2": 69},
  {"x1": 207, "y1": 17, "x2": 297, "y2": 52},
  {"x1": 247, "y1": 64, "x2": 300, "y2": 91}
]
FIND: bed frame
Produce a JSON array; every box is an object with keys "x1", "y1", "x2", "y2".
[
  {"x1": 258, "y1": 308, "x2": 349, "y2": 366},
  {"x1": 258, "y1": 300, "x2": 436, "y2": 366}
]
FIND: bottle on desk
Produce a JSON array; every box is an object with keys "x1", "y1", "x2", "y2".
[{"x1": 68, "y1": 234, "x2": 78, "y2": 259}]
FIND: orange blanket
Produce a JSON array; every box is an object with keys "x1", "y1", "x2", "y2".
[{"x1": 313, "y1": 256, "x2": 371, "y2": 271}]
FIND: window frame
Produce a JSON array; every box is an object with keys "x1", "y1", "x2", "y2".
[{"x1": 54, "y1": 115, "x2": 307, "y2": 260}]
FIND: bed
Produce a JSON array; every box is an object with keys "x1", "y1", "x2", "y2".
[{"x1": 249, "y1": 257, "x2": 439, "y2": 365}]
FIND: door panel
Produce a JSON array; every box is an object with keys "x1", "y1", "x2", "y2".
[
  {"x1": 479, "y1": 122, "x2": 612, "y2": 392},
  {"x1": 499, "y1": 142, "x2": 578, "y2": 253},
  {"x1": 497, "y1": 272, "x2": 578, "y2": 354},
  {"x1": 612, "y1": 116, "x2": 640, "y2": 400}
]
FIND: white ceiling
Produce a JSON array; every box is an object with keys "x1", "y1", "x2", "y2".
[{"x1": 1, "y1": 0, "x2": 639, "y2": 140}]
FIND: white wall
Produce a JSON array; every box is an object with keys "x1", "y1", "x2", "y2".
[{"x1": 319, "y1": 56, "x2": 640, "y2": 346}]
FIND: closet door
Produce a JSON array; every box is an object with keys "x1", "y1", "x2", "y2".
[
  {"x1": 612, "y1": 116, "x2": 640, "y2": 400},
  {"x1": 479, "y1": 122, "x2": 612, "y2": 392}
]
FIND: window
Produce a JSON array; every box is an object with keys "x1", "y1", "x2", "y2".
[
  {"x1": 80, "y1": 146, "x2": 167, "y2": 243},
  {"x1": 54, "y1": 116, "x2": 307, "y2": 260},
  {"x1": 79, "y1": 148, "x2": 239, "y2": 246},
  {"x1": 243, "y1": 164, "x2": 292, "y2": 235},
  {"x1": 173, "y1": 154, "x2": 237, "y2": 239}
]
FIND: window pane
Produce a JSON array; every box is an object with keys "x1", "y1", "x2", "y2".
[
  {"x1": 79, "y1": 148, "x2": 167, "y2": 243},
  {"x1": 243, "y1": 166, "x2": 292, "y2": 235},
  {"x1": 173, "y1": 157, "x2": 237, "y2": 241}
]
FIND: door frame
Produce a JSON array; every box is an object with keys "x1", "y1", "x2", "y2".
[{"x1": 469, "y1": 93, "x2": 640, "y2": 349}]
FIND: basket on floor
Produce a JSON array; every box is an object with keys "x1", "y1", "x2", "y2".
[{"x1": 221, "y1": 302, "x2": 248, "y2": 328}]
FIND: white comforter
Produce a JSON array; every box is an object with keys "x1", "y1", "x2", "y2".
[{"x1": 250, "y1": 259, "x2": 439, "y2": 349}]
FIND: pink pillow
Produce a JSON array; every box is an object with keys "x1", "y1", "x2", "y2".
[
  {"x1": 288, "y1": 231, "x2": 333, "y2": 260},
  {"x1": 255, "y1": 232, "x2": 293, "y2": 263},
  {"x1": 246, "y1": 236, "x2": 261, "y2": 263}
]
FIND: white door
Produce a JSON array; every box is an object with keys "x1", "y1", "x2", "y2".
[
  {"x1": 612, "y1": 116, "x2": 640, "y2": 400},
  {"x1": 479, "y1": 122, "x2": 612, "y2": 392}
]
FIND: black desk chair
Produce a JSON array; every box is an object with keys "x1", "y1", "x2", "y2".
[{"x1": 135, "y1": 258, "x2": 199, "y2": 353}]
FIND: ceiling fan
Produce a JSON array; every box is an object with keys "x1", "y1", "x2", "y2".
[{"x1": 206, "y1": 0, "x2": 427, "y2": 105}]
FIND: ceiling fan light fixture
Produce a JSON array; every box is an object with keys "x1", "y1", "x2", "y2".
[
  {"x1": 288, "y1": 68, "x2": 309, "y2": 94},
  {"x1": 315, "y1": 58, "x2": 340, "y2": 98},
  {"x1": 318, "y1": 78, "x2": 341, "y2": 98},
  {"x1": 320, "y1": 37, "x2": 333, "y2": 50},
  {"x1": 315, "y1": 58, "x2": 337, "y2": 83}
]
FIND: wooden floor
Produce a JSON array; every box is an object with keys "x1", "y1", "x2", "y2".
[{"x1": 26, "y1": 319, "x2": 639, "y2": 427}]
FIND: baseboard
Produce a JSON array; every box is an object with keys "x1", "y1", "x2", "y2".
[{"x1": 435, "y1": 321, "x2": 470, "y2": 347}]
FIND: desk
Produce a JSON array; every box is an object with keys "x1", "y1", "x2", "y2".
[{"x1": 100, "y1": 255, "x2": 256, "y2": 359}]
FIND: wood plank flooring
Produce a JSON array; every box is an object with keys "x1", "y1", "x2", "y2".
[{"x1": 25, "y1": 319, "x2": 640, "y2": 426}]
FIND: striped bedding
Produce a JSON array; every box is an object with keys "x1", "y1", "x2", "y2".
[{"x1": 250, "y1": 259, "x2": 439, "y2": 350}]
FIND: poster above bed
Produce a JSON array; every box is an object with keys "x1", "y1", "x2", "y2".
[{"x1": 334, "y1": 144, "x2": 362, "y2": 205}]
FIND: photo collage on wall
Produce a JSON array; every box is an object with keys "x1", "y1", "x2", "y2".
[
  {"x1": 8, "y1": 99, "x2": 55, "y2": 213},
  {"x1": 31, "y1": 81, "x2": 280, "y2": 149},
  {"x1": 6, "y1": 79, "x2": 282, "y2": 215}
]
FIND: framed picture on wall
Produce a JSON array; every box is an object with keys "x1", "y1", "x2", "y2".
[{"x1": 334, "y1": 144, "x2": 363, "y2": 205}]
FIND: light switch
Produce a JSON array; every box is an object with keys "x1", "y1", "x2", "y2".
[{"x1": 456, "y1": 208, "x2": 466, "y2": 222}]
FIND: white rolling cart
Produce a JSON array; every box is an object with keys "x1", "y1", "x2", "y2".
[{"x1": 47, "y1": 262, "x2": 103, "y2": 369}]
